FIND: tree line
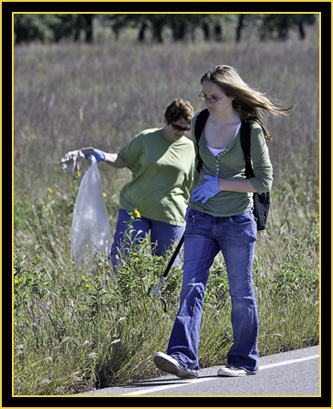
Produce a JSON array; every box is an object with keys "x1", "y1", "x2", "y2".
[{"x1": 14, "y1": 14, "x2": 317, "y2": 44}]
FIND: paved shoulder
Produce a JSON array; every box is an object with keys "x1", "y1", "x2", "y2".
[{"x1": 78, "y1": 346, "x2": 319, "y2": 396}]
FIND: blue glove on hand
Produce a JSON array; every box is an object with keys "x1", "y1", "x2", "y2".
[
  {"x1": 86, "y1": 148, "x2": 106, "y2": 163},
  {"x1": 191, "y1": 175, "x2": 221, "y2": 204}
]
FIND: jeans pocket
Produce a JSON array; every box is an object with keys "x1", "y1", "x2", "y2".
[
  {"x1": 229, "y1": 211, "x2": 257, "y2": 242},
  {"x1": 229, "y1": 211, "x2": 253, "y2": 226}
]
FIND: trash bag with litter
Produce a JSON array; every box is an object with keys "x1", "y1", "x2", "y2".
[{"x1": 70, "y1": 155, "x2": 112, "y2": 266}]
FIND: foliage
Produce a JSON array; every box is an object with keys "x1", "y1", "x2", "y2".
[
  {"x1": 13, "y1": 176, "x2": 319, "y2": 394},
  {"x1": 258, "y1": 14, "x2": 317, "y2": 40},
  {"x1": 13, "y1": 30, "x2": 319, "y2": 394},
  {"x1": 14, "y1": 14, "x2": 59, "y2": 43},
  {"x1": 273, "y1": 236, "x2": 319, "y2": 299},
  {"x1": 14, "y1": 13, "x2": 317, "y2": 44},
  {"x1": 14, "y1": 14, "x2": 94, "y2": 44}
]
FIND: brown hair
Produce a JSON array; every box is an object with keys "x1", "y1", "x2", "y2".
[
  {"x1": 201, "y1": 65, "x2": 293, "y2": 140},
  {"x1": 164, "y1": 98, "x2": 195, "y2": 124}
]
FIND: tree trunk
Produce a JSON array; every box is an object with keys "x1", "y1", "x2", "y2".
[
  {"x1": 236, "y1": 15, "x2": 244, "y2": 42},
  {"x1": 83, "y1": 15, "x2": 94, "y2": 43},
  {"x1": 298, "y1": 21, "x2": 306, "y2": 40},
  {"x1": 202, "y1": 22, "x2": 210, "y2": 41},
  {"x1": 137, "y1": 22, "x2": 148, "y2": 42}
]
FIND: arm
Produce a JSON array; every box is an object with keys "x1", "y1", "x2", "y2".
[
  {"x1": 104, "y1": 152, "x2": 126, "y2": 169},
  {"x1": 192, "y1": 175, "x2": 256, "y2": 204},
  {"x1": 218, "y1": 178, "x2": 257, "y2": 193},
  {"x1": 215, "y1": 125, "x2": 273, "y2": 194},
  {"x1": 191, "y1": 125, "x2": 272, "y2": 203},
  {"x1": 87, "y1": 149, "x2": 127, "y2": 169}
]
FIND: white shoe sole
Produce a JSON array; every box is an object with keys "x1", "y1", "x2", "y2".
[
  {"x1": 153, "y1": 352, "x2": 198, "y2": 379},
  {"x1": 217, "y1": 366, "x2": 256, "y2": 377}
]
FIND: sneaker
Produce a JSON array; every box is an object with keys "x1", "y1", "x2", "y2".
[
  {"x1": 153, "y1": 352, "x2": 198, "y2": 379},
  {"x1": 217, "y1": 365, "x2": 257, "y2": 377}
]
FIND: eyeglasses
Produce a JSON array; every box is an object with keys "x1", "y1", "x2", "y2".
[
  {"x1": 199, "y1": 91, "x2": 226, "y2": 104},
  {"x1": 170, "y1": 123, "x2": 191, "y2": 132}
]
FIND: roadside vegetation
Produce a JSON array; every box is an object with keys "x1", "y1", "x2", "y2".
[{"x1": 14, "y1": 25, "x2": 319, "y2": 395}]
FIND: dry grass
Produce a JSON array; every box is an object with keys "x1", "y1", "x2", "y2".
[{"x1": 13, "y1": 26, "x2": 319, "y2": 394}]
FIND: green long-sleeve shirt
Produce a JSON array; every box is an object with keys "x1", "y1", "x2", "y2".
[
  {"x1": 190, "y1": 112, "x2": 273, "y2": 217},
  {"x1": 118, "y1": 128, "x2": 195, "y2": 226}
]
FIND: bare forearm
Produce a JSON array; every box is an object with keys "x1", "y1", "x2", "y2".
[
  {"x1": 104, "y1": 153, "x2": 126, "y2": 169},
  {"x1": 218, "y1": 178, "x2": 257, "y2": 193}
]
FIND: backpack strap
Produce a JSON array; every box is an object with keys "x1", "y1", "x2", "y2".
[
  {"x1": 195, "y1": 112, "x2": 255, "y2": 179},
  {"x1": 194, "y1": 109, "x2": 210, "y2": 173},
  {"x1": 240, "y1": 120, "x2": 255, "y2": 179}
]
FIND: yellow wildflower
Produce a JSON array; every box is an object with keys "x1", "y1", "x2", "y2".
[
  {"x1": 47, "y1": 187, "x2": 53, "y2": 194},
  {"x1": 77, "y1": 171, "x2": 81, "y2": 177},
  {"x1": 103, "y1": 192, "x2": 107, "y2": 198},
  {"x1": 134, "y1": 208, "x2": 141, "y2": 218},
  {"x1": 81, "y1": 276, "x2": 86, "y2": 281},
  {"x1": 15, "y1": 279, "x2": 19, "y2": 285},
  {"x1": 86, "y1": 284, "x2": 91, "y2": 288}
]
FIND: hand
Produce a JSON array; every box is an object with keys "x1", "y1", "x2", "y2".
[
  {"x1": 191, "y1": 175, "x2": 221, "y2": 204},
  {"x1": 86, "y1": 148, "x2": 106, "y2": 163}
]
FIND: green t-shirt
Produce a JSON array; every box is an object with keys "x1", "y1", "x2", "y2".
[
  {"x1": 118, "y1": 128, "x2": 195, "y2": 226},
  {"x1": 191, "y1": 113, "x2": 273, "y2": 217}
]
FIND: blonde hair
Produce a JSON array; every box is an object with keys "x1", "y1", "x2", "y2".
[
  {"x1": 164, "y1": 98, "x2": 195, "y2": 124},
  {"x1": 201, "y1": 65, "x2": 292, "y2": 140}
]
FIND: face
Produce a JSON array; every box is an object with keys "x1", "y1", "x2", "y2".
[
  {"x1": 163, "y1": 118, "x2": 191, "y2": 143},
  {"x1": 201, "y1": 80, "x2": 233, "y2": 115}
]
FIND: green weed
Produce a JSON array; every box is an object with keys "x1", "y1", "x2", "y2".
[{"x1": 13, "y1": 29, "x2": 319, "y2": 395}]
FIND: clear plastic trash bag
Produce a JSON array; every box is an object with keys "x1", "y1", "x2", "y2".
[{"x1": 71, "y1": 158, "x2": 112, "y2": 266}]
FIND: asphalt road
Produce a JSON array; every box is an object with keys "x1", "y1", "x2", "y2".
[{"x1": 78, "y1": 345, "x2": 320, "y2": 397}]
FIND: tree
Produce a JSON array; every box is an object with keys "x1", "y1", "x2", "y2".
[
  {"x1": 14, "y1": 14, "x2": 96, "y2": 44},
  {"x1": 149, "y1": 15, "x2": 168, "y2": 43},
  {"x1": 259, "y1": 14, "x2": 316, "y2": 41},
  {"x1": 103, "y1": 14, "x2": 231, "y2": 43},
  {"x1": 47, "y1": 14, "x2": 95, "y2": 43},
  {"x1": 102, "y1": 15, "x2": 166, "y2": 43},
  {"x1": 14, "y1": 14, "x2": 59, "y2": 43},
  {"x1": 200, "y1": 15, "x2": 236, "y2": 42},
  {"x1": 236, "y1": 15, "x2": 245, "y2": 42}
]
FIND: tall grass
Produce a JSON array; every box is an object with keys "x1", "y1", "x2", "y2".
[{"x1": 14, "y1": 27, "x2": 319, "y2": 394}]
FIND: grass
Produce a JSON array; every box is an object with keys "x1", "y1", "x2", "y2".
[{"x1": 13, "y1": 26, "x2": 319, "y2": 395}]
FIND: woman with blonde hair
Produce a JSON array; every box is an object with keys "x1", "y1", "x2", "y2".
[{"x1": 153, "y1": 65, "x2": 292, "y2": 379}]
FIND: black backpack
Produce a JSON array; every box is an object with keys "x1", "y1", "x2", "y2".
[{"x1": 194, "y1": 109, "x2": 270, "y2": 231}]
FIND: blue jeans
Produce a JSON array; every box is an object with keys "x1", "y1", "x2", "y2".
[
  {"x1": 167, "y1": 208, "x2": 259, "y2": 373},
  {"x1": 110, "y1": 209, "x2": 185, "y2": 269}
]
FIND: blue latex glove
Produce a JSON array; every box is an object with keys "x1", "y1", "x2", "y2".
[
  {"x1": 191, "y1": 175, "x2": 221, "y2": 204},
  {"x1": 86, "y1": 148, "x2": 106, "y2": 163}
]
